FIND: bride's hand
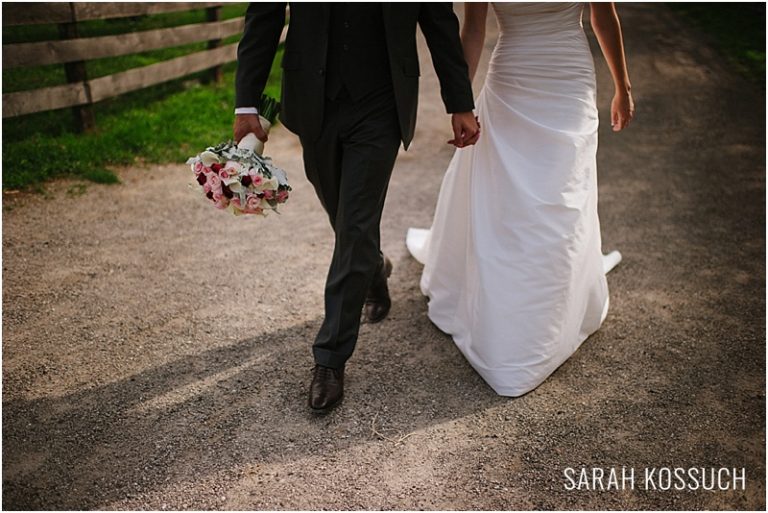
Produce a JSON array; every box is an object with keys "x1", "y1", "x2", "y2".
[{"x1": 611, "y1": 90, "x2": 635, "y2": 132}]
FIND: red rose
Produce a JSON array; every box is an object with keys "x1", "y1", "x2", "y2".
[{"x1": 196, "y1": 173, "x2": 207, "y2": 185}]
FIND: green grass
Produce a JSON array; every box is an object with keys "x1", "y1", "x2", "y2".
[
  {"x1": 668, "y1": 3, "x2": 765, "y2": 85},
  {"x1": 3, "y1": 54, "x2": 283, "y2": 189},
  {"x1": 3, "y1": 4, "x2": 286, "y2": 190}
]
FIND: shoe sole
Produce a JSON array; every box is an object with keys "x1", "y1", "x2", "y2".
[
  {"x1": 364, "y1": 300, "x2": 391, "y2": 323},
  {"x1": 308, "y1": 394, "x2": 344, "y2": 414}
]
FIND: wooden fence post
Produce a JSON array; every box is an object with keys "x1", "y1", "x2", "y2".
[
  {"x1": 58, "y1": 5, "x2": 95, "y2": 132},
  {"x1": 204, "y1": 6, "x2": 223, "y2": 83}
]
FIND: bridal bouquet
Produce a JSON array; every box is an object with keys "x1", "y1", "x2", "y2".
[{"x1": 186, "y1": 96, "x2": 291, "y2": 216}]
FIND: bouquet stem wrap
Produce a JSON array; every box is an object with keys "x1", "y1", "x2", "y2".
[
  {"x1": 238, "y1": 116, "x2": 271, "y2": 155},
  {"x1": 254, "y1": 116, "x2": 271, "y2": 155}
]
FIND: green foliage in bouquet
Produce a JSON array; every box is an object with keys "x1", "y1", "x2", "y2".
[{"x1": 258, "y1": 95, "x2": 281, "y2": 125}]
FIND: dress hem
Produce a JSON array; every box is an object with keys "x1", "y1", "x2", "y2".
[{"x1": 427, "y1": 294, "x2": 610, "y2": 398}]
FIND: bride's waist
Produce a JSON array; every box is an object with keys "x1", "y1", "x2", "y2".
[
  {"x1": 496, "y1": 18, "x2": 584, "y2": 36},
  {"x1": 489, "y1": 49, "x2": 594, "y2": 72},
  {"x1": 485, "y1": 55, "x2": 595, "y2": 88},
  {"x1": 495, "y1": 25, "x2": 587, "y2": 46}
]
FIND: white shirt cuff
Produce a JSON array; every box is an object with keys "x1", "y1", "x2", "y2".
[{"x1": 235, "y1": 107, "x2": 259, "y2": 115}]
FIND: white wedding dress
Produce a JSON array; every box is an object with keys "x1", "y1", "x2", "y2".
[{"x1": 407, "y1": 2, "x2": 621, "y2": 397}]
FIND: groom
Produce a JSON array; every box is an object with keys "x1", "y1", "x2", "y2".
[{"x1": 234, "y1": 3, "x2": 479, "y2": 412}]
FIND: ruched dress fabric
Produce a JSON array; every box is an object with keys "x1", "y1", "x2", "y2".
[{"x1": 406, "y1": 3, "x2": 610, "y2": 397}]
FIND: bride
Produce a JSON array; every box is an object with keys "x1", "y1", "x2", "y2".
[{"x1": 406, "y1": 2, "x2": 634, "y2": 396}]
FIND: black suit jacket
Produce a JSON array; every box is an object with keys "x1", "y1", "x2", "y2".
[{"x1": 235, "y1": 2, "x2": 475, "y2": 149}]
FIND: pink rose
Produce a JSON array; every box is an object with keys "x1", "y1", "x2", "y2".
[
  {"x1": 225, "y1": 160, "x2": 243, "y2": 174},
  {"x1": 246, "y1": 195, "x2": 261, "y2": 211},
  {"x1": 219, "y1": 169, "x2": 230, "y2": 180},
  {"x1": 250, "y1": 174, "x2": 264, "y2": 187},
  {"x1": 277, "y1": 190, "x2": 289, "y2": 203},
  {"x1": 203, "y1": 182, "x2": 212, "y2": 194},
  {"x1": 194, "y1": 161, "x2": 203, "y2": 173},
  {"x1": 214, "y1": 197, "x2": 229, "y2": 210},
  {"x1": 208, "y1": 175, "x2": 221, "y2": 188},
  {"x1": 262, "y1": 189, "x2": 274, "y2": 200}
]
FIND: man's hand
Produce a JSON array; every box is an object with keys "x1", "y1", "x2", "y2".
[
  {"x1": 448, "y1": 112, "x2": 480, "y2": 148},
  {"x1": 233, "y1": 114, "x2": 268, "y2": 144}
]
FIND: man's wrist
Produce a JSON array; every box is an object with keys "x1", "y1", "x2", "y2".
[{"x1": 235, "y1": 107, "x2": 259, "y2": 116}]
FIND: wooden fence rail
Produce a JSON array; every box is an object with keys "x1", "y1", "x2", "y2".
[
  {"x1": 2, "y1": 2, "x2": 258, "y2": 131},
  {"x1": 3, "y1": 17, "x2": 245, "y2": 68},
  {"x1": 2, "y1": 2, "x2": 223, "y2": 27}
]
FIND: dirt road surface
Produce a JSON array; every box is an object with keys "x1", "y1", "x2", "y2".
[{"x1": 3, "y1": 4, "x2": 764, "y2": 510}]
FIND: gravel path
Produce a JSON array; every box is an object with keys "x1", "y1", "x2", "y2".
[{"x1": 3, "y1": 4, "x2": 764, "y2": 510}]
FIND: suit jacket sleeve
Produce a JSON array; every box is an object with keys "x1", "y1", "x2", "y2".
[
  {"x1": 417, "y1": 3, "x2": 475, "y2": 114},
  {"x1": 235, "y1": 2, "x2": 286, "y2": 108}
]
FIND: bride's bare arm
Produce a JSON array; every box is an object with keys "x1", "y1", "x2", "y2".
[
  {"x1": 590, "y1": 3, "x2": 635, "y2": 131},
  {"x1": 462, "y1": 3, "x2": 488, "y2": 83}
]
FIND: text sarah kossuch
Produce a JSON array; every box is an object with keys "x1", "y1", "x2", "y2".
[{"x1": 563, "y1": 466, "x2": 746, "y2": 491}]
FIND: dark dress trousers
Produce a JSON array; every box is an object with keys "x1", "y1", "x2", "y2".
[{"x1": 236, "y1": 2, "x2": 474, "y2": 368}]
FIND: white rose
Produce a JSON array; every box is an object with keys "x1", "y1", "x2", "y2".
[
  {"x1": 256, "y1": 177, "x2": 279, "y2": 192},
  {"x1": 200, "y1": 151, "x2": 221, "y2": 167}
]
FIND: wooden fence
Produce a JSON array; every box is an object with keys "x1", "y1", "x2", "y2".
[{"x1": 3, "y1": 2, "x2": 246, "y2": 131}]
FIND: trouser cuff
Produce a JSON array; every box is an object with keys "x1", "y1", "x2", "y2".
[{"x1": 313, "y1": 347, "x2": 348, "y2": 369}]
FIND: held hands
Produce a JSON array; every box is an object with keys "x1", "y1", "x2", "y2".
[
  {"x1": 233, "y1": 113, "x2": 268, "y2": 144},
  {"x1": 448, "y1": 112, "x2": 481, "y2": 148},
  {"x1": 611, "y1": 90, "x2": 635, "y2": 132}
]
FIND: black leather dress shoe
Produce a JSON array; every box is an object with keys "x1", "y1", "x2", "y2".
[
  {"x1": 309, "y1": 364, "x2": 344, "y2": 412},
  {"x1": 364, "y1": 255, "x2": 393, "y2": 323}
]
